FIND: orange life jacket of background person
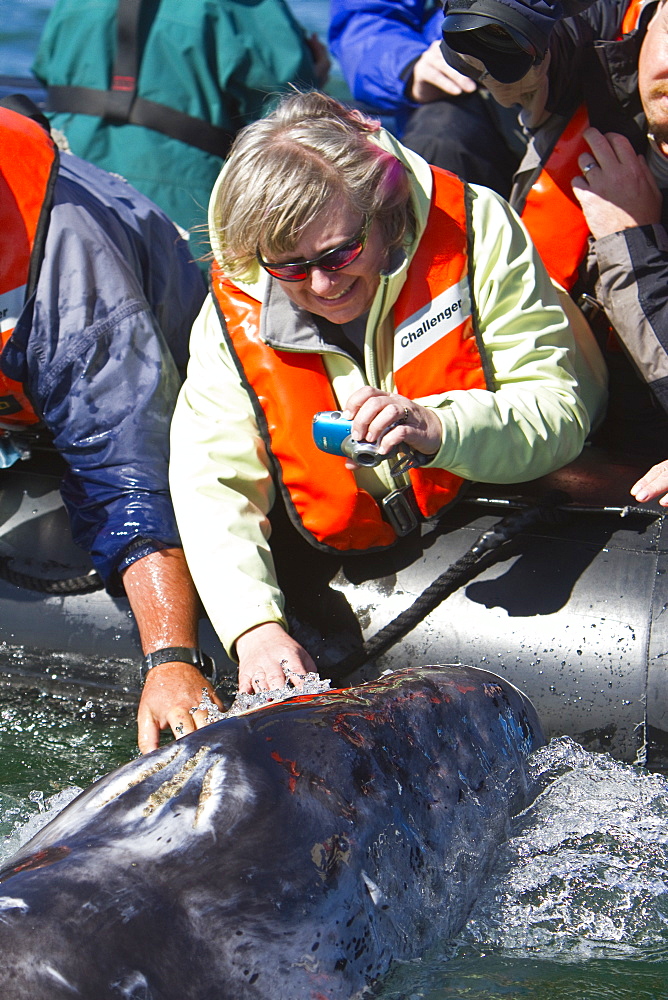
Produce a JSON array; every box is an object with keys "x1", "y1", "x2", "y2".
[
  {"x1": 0, "y1": 106, "x2": 58, "y2": 427},
  {"x1": 519, "y1": 0, "x2": 647, "y2": 291},
  {"x1": 212, "y1": 166, "x2": 490, "y2": 554}
]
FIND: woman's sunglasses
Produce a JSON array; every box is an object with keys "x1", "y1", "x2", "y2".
[{"x1": 256, "y1": 219, "x2": 369, "y2": 283}]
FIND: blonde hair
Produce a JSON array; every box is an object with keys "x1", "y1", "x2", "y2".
[{"x1": 213, "y1": 90, "x2": 415, "y2": 278}]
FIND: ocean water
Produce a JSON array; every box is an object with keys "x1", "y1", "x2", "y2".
[
  {"x1": 1, "y1": 697, "x2": 667, "y2": 1000},
  {"x1": 1, "y1": 3, "x2": 667, "y2": 997}
]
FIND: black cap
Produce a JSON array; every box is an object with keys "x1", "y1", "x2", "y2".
[{"x1": 442, "y1": 0, "x2": 563, "y2": 83}]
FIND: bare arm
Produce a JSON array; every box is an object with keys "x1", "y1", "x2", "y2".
[{"x1": 123, "y1": 548, "x2": 223, "y2": 754}]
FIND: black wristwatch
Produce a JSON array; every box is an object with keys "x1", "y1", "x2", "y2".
[{"x1": 139, "y1": 646, "x2": 218, "y2": 687}]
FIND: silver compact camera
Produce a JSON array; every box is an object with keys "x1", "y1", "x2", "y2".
[
  {"x1": 312, "y1": 410, "x2": 384, "y2": 467},
  {"x1": 312, "y1": 410, "x2": 426, "y2": 476}
]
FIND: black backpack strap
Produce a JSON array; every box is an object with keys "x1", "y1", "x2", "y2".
[
  {"x1": 48, "y1": 85, "x2": 236, "y2": 157},
  {"x1": 127, "y1": 97, "x2": 236, "y2": 156},
  {"x1": 46, "y1": 0, "x2": 236, "y2": 158},
  {"x1": 0, "y1": 93, "x2": 52, "y2": 134},
  {"x1": 105, "y1": 0, "x2": 143, "y2": 122}
]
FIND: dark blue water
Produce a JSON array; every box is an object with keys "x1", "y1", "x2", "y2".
[{"x1": 1, "y1": 4, "x2": 667, "y2": 997}]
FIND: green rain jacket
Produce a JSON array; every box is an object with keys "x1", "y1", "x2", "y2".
[{"x1": 33, "y1": 0, "x2": 320, "y2": 263}]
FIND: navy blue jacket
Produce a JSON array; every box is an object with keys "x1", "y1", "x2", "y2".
[{"x1": 1, "y1": 152, "x2": 206, "y2": 592}]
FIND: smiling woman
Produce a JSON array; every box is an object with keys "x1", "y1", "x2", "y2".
[
  {"x1": 213, "y1": 102, "x2": 414, "y2": 283},
  {"x1": 169, "y1": 88, "x2": 605, "y2": 700},
  {"x1": 257, "y1": 198, "x2": 387, "y2": 323}
]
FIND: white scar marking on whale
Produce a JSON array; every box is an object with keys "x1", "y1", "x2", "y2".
[
  {"x1": 0, "y1": 896, "x2": 28, "y2": 917},
  {"x1": 193, "y1": 758, "x2": 232, "y2": 834},
  {"x1": 141, "y1": 747, "x2": 213, "y2": 817},
  {"x1": 361, "y1": 871, "x2": 385, "y2": 906},
  {"x1": 91, "y1": 751, "x2": 256, "y2": 857},
  {"x1": 84, "y1": 744, "x2": 182, "y2": 811},
  {"x1": 112, "y1": 969, "x2": 150, "y2": 997},
  {"x1": 138, "y1": 751, "x2": 254, "y2": 834},
  {"x1": 42, "y1": 964, "x2": 80, "y2": 992}
]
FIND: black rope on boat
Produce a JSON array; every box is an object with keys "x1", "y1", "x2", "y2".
[
  {"x1": 336, "y1": 490, "x2": 572, "y2": 679},
  {"x1": 0, "y1": 559, "x2": 104, "y2": 594}
]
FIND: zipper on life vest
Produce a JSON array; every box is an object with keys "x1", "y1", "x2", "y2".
[{"x1": 364, "y1": 272, "x2": 391, "y2": 391}]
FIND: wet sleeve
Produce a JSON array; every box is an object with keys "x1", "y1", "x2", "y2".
[
  {"x1": 20, "y1": 194, "x2": 187, "y2": 594},
  {"x1": 35, "y1": 299, "x2": 183, "y2": 593}
]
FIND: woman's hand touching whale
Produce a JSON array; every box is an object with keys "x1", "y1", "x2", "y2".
[{"x1": 235, "y1": 622, "x2": 313, "y2": 694}]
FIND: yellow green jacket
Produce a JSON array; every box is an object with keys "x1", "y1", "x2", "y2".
[{"x1": 170, "y1": 133, "x2": 607, "y2": 656}]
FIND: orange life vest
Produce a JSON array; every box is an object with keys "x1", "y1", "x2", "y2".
[
  {"x1": 0, "y1": 106, "x2": 58, "y2": 427},
  {"x1": 520, "y1": 0, "x2": 648, "y2": 291},
  {"x1": 212, "y1": 167, "x2": 489, "y2": 553}
]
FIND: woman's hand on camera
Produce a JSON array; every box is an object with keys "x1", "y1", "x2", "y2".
[{"x1": 342, "y1": 387, "x2": 442, "y2": 460}]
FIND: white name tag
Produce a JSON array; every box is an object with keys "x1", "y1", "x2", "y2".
[
  {"x1": 394, "y1": 279, "x2": 472, "y2": 370},
  {"x1": 0, "y1": 285, "x2": 26, "y2": 336}
]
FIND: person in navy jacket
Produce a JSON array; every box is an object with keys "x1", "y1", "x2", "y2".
[{"x1": 0, "y1": 98, "x2": 223, "y2": 753}]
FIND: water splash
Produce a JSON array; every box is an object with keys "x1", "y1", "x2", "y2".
[
  {"x1": 458, "y1": 737, "x2": 668, "y2": 963},
  {"x1": 191, "y1": 667, "x2": 332, "y2": 722},
  {"x1": 0, "y1": 787, "x2": 82, "y2": 865},
  {"x1": 226, "y1": 670, "x2": 331, "y2": 717}
]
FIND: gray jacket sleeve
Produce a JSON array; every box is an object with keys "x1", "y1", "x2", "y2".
[{"x1": 593, "y1": 223, "x2": 668, "y2": 413}]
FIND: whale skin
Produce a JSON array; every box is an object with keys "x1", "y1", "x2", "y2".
[{"x1": 0, "y1": 664, "x2": 544, "y2": 999}]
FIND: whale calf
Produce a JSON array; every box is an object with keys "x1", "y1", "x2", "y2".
[{"x1": 0, "y1": 665, "x2": 544, "y2": 999}]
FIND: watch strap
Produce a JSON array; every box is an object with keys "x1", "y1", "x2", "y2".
[{"x1": 140, "y1": 646, "x2": 217, "y2": 686}]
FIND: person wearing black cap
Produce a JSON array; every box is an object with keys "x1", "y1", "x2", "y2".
[
  {"x1": 329, "y1": 0, "x2": 524, "y2": 197},
  {"x1": 443, "y1": 0, "x2": 668, "y2": 459},
  {"x1": 441, "y1": 0, "x2": 601, "y2": 128},
  {"x1": 442, "y1": 0, "x2": 573, "y2": 81}
]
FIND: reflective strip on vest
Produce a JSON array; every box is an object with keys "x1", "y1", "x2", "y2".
[
  {"x1": 0, "y1": 107, "x2": 57, "y2": 426},
  {"x1": 393, "y1": 165, "x2": 486, "y2": 518},
  {"x1": 213, "y1": 167, "x2": 488, "y2": 551}
]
